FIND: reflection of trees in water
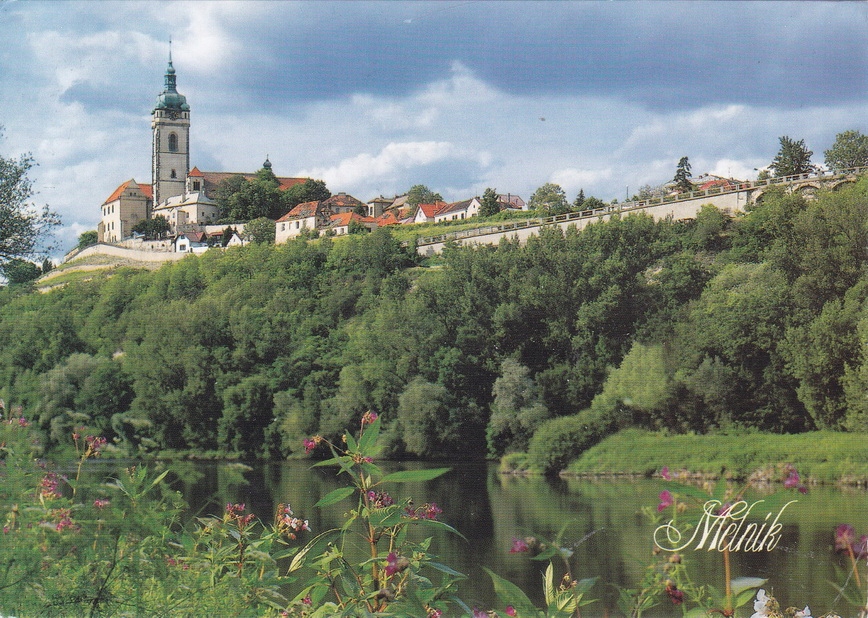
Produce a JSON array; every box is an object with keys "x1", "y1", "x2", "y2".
[{"x1": 163, "y1": 460, "x2": 866, "y2": 616}]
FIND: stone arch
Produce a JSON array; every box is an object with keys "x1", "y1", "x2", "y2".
[{"x1": 830, "y1": 179, "x2": 856, "y2": 192}]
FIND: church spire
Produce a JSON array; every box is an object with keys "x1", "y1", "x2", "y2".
[{"x1": 154, "y1": 39, "x2": 189, "y2": 112}]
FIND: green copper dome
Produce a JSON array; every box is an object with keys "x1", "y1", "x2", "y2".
[{"x1": 154, "y1": 54, "x2": 190, "y2": 113}]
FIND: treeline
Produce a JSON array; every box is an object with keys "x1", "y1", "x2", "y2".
[{"x1": 1, "y1": 178, "x2": 867, "y2": 465}]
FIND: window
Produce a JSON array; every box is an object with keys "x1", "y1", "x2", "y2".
[
  {"x1": 168, "y1": 133, "x2": 178, "y2": 152},
  {"x1": 171, "y1": 169, "x2": 177, "y2": 179},
  {"x1": 192, "y1": 181, "x2": 200, "y2": 191}
]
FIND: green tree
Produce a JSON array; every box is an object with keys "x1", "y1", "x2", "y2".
[
  {"x1": 132, "y1": 216, "x2": 170, "y2": 240},
  {"x1": 77, "y1": 230, "x2": 98, "y2": 250},
  {"x1": 824, "y1": 129, "x2": 868, "y2": 172},
  {"x1": 573, "y1": 188, "x2": 585, "y2": 210},
  {"x1": 0, "y1": 132, "x2": 61, "y2": 265},
  {"x1": 396, "y1": 376, "x2": 452, "y2": 457},
  {"x1": 406, "y1": 184, "x2": 443, "y2": 207},
  {"x1": 479, "y1": 187, "x2": 500, "y2": 217},
  {"x1": 673, "y1": 156, "x2": 693, "y2": 193},
  {"x1": 1, "y1": 258, "x2": 41, "y2": 284},
  {"x1": 213, "y1": 174, "x2": 247, "y2": 220},
  {"x1": 486, "y1": 358, "x2": 549, "y2": 456},
  {"x1": 528, "y1": 182, "x2": 569, "y2": 214},
  {"x1": 769, "y1": 135, "x2": 814, "y2": 178},
  {"x1": 244, "y1": 217, "x2": 275, "y2": 244},
  {"x1": 281, "y1": 178, "x2": 331, "y2": 212}
]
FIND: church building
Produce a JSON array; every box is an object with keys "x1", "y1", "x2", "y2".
[{"x1": 98, "y1": 50, "x2": 305, "y2": 242}]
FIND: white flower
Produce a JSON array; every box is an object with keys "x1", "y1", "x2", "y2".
[
  {"x1": 750, "y1": 589, "x2": 770, "y2": 618},
  {"x1": 793, "y1": 607, "x2": 811, "y2": 618}
]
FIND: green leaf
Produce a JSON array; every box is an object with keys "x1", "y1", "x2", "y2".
[
  {"x1": 482, "y1": 567, "x2": 538, "y2": 615},
  {"x1": 544, "y1": 562, "x2": 556, "y2": 606},
  {"x1": 426, "y1": 561, "x2": 466, "y2": 578},
  {"x1": 314, "y1": 486, "x2": 356, "y2": 508},
  {"x1": 289, "y1": 529, "x2": 341, "y2": 573},
  {"x1": 358, "y1": 416, "x2": 381, "y2": 452},
  {"x1": 380, "y1": 467, "x2": 451, "y2": 483},
  {"x1": 730, "y1": 576, "x2": 766, "y2": 597}
]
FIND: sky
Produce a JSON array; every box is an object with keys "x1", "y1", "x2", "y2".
[{"x1": 0, "y1": 1, "x2": 866, "y2": 255}]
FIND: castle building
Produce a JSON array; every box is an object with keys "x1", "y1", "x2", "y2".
[{"x1": 98, "y1": 51, "x2": 305, "y2": 242}]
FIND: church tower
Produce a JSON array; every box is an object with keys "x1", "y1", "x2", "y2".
[{"x1": 152, "y1": 45, "x2": 190, "y2": 207}]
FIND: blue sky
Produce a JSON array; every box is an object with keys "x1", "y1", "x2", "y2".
[{"x1": 0, "y1": 1, "x2": 865, "y2": 253}]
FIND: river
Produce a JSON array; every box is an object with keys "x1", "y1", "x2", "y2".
[{"x1": 89, "y1": 458, "x2": 868, "y2": 615}]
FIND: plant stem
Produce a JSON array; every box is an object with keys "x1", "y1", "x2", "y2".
[{"x1": 723, "y1": 546, "x2": 732, "y2": 613}]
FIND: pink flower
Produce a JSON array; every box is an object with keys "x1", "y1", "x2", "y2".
[
  {"x1": 302, "y1": 438, "x2": 316, "y2": 453},
  {"x1": 93, "y1": 499, "x2": 110, "y2": 509},
  {"x1": 302, "y1": 596, "x2": 312, "y2": 606},
  {"x1": 660, "y1": 466, "x2": 671, "y2": 481},
  {"x1": 657, "y1": 490, "x2": 674, "y2": 512},
  {"x1": 472, "y1": 609, "x2": 488, "y2": 618},
  {"x1": 836, "y1": 524, "x2": 856, "y2": 552},
  {"x1": 361, "y1": 411, "x2": 379, "y2": 425},
  {"x1": 384, "y1": 551, "x2": 409, "y2": 577},
  {"x1": 505, "y1": 606, "x2": 517, "y2": 616},
  {"x1": 854, "y1": 535, "x2": 868, "y2": 558},
  {"x1": 783, "y1": 464, "x2": 807, "y2": 493},
  {"x1": 509, "y1": 537, "x2": 530, "y2": 553}
]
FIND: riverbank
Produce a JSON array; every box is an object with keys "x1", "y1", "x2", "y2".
[{"x1": 501, "y1": 428, "x2": 868, "y2": 485}]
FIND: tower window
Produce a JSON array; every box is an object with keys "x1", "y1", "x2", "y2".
[
  {"x1": 168, "y1": 133, "x2": 178, "y2": 152},
  {"x1": 171, "y1": 169, "x2": 177, "y2": 179}
]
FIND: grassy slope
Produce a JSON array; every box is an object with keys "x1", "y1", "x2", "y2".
[{"x1": 564, "y1": 428, "x2": 868, "y2": 484}]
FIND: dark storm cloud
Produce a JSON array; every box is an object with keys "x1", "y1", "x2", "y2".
[{"x1": 219, "y1": 2, "x2": 866, "y2": 113}]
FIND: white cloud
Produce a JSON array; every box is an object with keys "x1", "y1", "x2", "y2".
[
  {"x1": 297, "y1": 141, "x2": 457, "y2": 187},
  {"x1": 551, "y1": 168, "x2": 614, "y2": 195}
]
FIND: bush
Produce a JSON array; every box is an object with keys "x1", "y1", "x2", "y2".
[{"x1": 527, "y1": 407, "x2": 615, "y2": 475}]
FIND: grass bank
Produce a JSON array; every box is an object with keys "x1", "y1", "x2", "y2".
[{"x1": 557, "y1": 428, "x2": 868, "y2": 485}]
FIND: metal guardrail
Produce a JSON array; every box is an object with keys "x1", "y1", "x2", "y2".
[{"x1": 415, "y1": 167, "x2": 866, "y2": 246}]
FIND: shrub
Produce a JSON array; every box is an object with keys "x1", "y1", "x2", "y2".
[{"x1": 527, "y1": 407, "x2": 615, "y2": 475}]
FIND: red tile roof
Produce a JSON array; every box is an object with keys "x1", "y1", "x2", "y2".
[
  {"x1": 417, "y1": 201, "x2": 449, "y2": 219},
  {"x1": 103, "y1": 179, "x2": 151, "y2": 205},
  {"x1": 322, "y1": 193, "x2": 365, "y2": 211},
  {"x1": 375, "y1": 211, "x2": 401, "y2": 226},
  {"x1": 277, "y1": 200, "x2": 328, "y2": 222},
  {"x1": 330, "y1": 212, "x2": 375, "y2": 226}
]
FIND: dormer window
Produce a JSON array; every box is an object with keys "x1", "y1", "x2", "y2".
[
  {"x1": 192, "y1": 181, "x2": 201, "y2": 191},
  {"x1": 168, "y1": 133, "x2": 178, "y2": 152}
]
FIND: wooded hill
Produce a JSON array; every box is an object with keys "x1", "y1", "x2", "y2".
[{"x1": 2, "y1": 178, "x2": 867, "y2": 470}]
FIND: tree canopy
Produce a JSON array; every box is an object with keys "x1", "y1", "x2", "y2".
[
  {"x1": 479, "y1": 188, "x2": 500, "y2": 217},
  {"x1": 673, "y1": 156, "x2": 693, "y2": 193},
  {"x1": 769, "y1": 136, "x2": 814, "y2": 178},
  {"x1": 0, "y1": 132, "x2": 60, "y2": 266},
  {"x1": 824, "y1": 130, "x2": 868, "y2": 173},
  {"x1": 528, "y1": 182, "x2": 569, "y2": 214},
  {"x1": 406, "y1": 184, "x2": 443, "y2": 207}
]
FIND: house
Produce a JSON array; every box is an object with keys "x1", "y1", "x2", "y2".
[
  {"x1": 413, "y1": 202, "x2": 449, "y2": 224},
  {"x1": 374, "y1": 210, "x2": 403, "y2": 227},
  {"x1": 696, "y1": 175, "x2": 743, "y2": 192},
  {"x1": 498, "y1": 194, "x2": 527, "y2": 210},
  {"x1": 433, "y1": 198, "x2": 481, "y2": 223},
  {"x1": 98, "y1": 179, "x2": 152, "y2": 243},
  {"x1": 329, "y1": 212, "x2": 378, "y2": 236},
  {"x1": 152, "y1": 191, "x2": 219, "y2": 232},
  {"x1": 322, "y1": 193, "x2": 366, "y2": 215},
  {"x1": 275, "y1": 200, "x2": 333, "y2": 243},
  {"x1": 175, "y1": 231, "x2": 208, "y2": 253},
  {"x1": 225, "y1": 232, "x2": 245, "y2": 247},
  {"x1": 366, "y1": 196, "x2": 394, "y2": 219}
]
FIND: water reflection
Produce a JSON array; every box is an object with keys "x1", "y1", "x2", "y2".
[{"x1": 88, "y1": 459, "x2": 868, "y2": 615}]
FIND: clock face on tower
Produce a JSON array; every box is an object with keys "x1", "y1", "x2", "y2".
[{"x1": 168, "y1": 110, "x2": 179, "y2": 120}]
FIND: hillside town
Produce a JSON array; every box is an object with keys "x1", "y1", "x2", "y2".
[{"x1": 97, "y1": 53, "x2": 528, "y2": 255}]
